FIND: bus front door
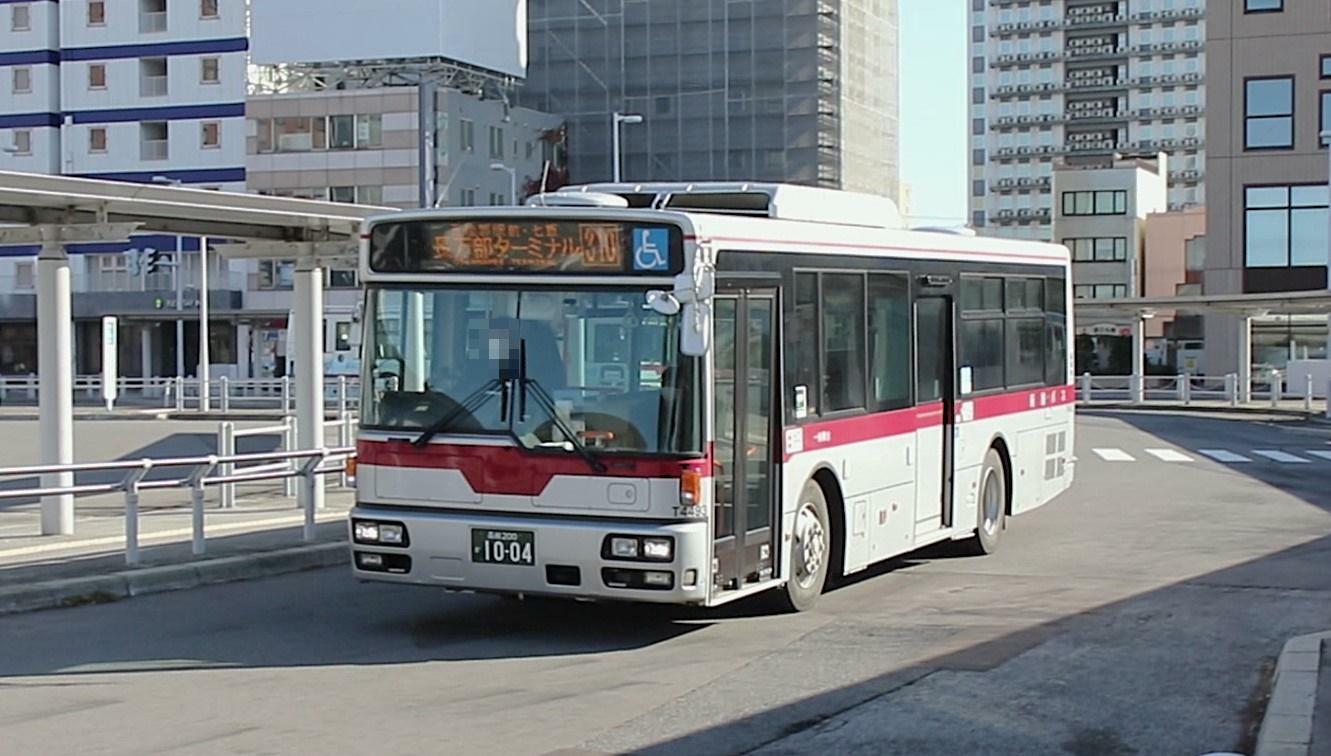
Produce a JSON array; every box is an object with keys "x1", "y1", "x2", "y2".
[
  {"x1": 712, "y1": 290, "x2": 777, "y2": 593},
  {"x1": 913, "y1": 293, "x2": 956, "y2": 536}
]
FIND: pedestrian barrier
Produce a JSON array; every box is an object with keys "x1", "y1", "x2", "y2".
[
  {"x1": 2, "y1": 374, "x2": 359, "y2": 413},
  {"x1": 0, "y1": 447, "x2": 354, "y2": 566},
  {"x1": 1076, "y1": 371, "x2": 1327, "y2": 412}
]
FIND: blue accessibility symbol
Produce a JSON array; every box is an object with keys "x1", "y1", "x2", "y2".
[{"x1": 632, "y1": 228, "x2": 670, "y2": 272}]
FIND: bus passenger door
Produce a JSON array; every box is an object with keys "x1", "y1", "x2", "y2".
[
  {"x1": 712, "y1": 290, "x2": 777, "y2": 593},
  {"x1": 913, "y1": 293, "x2": 956, "y2": 536}
]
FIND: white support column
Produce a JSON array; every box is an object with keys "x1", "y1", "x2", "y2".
[
  {"x1": 294, "y1": 259, "x2": 325, "y2": 514},
  {"x1": 1239, "y1": 314, "x2": 1253, "y2": 404},
  {"x1": 1130, "y1": 310, "x2": 1153, "y2": 405},
  {"x1": 140, "y1": 325, "x2": 152, "y2": 388},
  {"x1": 37, "y1": 245, "x2": 74, "y2": 535},
  {"x1": 403, "y1": 291, "x2": 426, "y2": 392},
  {"x1": 198, "y1": 236, "x2": 211, "y2": 411},
  {"x1": 236, "y1": 322, "x2": 251, "y2": 380}
]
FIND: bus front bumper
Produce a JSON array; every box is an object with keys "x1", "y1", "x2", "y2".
[{"x1": 349, "y1": 505, "x2": 711, "y2": 604}]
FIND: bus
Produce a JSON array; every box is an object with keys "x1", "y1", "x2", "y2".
[{"x1": 349, "y1": 183, "x2": 1074, "y2": 611}]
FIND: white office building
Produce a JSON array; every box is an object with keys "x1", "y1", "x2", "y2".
[{"x1": 969, "y1": 0, "x2": 1206, "y2": 240}]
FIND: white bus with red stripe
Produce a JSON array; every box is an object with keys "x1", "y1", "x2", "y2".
[{"x1": 350, "y1": 183, "x2": 1074, "y2": 610}]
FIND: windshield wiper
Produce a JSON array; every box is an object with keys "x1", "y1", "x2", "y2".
[
  {"x1": 516, "y1": 340, "x2": 606, "y2": 473},
  {"x1": 410, "y1": 379, "x2": 504, "y2": 448}
]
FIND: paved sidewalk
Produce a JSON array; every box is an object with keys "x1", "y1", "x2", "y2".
[
  {"x1": 0, "y1": 485, "x2": 353, "y2": 614},
  {"x1": 1255, "y1": 631, "x2": 1331, "y2": 756}
]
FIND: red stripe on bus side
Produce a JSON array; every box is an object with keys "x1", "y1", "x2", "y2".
[{"x1": 785, "y1": 385, "x2": 1074, "y2": 460}]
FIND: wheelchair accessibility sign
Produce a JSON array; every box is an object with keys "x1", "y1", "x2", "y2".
[{"x1": 632, "y1": 228, "x2": 670, "y2": 272}]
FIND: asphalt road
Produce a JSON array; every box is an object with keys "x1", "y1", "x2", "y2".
[{"x1": 2, "y1": 410, "x2": 1330, "y2": 756}]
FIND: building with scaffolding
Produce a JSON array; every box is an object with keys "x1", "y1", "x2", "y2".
[{"x1": 521, "y1": 0, "x2": 899, "y2": 199}]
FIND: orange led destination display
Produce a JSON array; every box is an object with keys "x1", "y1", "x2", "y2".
[{"x1": 369, "y1": 218, "x2": 681, "y2": 275}]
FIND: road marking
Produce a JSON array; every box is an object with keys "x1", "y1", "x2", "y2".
[
  {"x1": 1252, "y1": 450, "x2": 1310, "y2": 464},
  {"x1": 1304, "y1": 450, "x2": 1331, "y2": 462},
  {"x1": 1092, "y1": 448, "x2": 1135, "y2": 462},
  {"x1": 1144, "y1": 448, "x2": 1193, "y2": 463},
  {"x1": 1198, "y1": 449, "x2": 1252, "y2": 463}
]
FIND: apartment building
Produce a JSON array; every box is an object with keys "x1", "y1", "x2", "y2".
[
  {"x1": 521, "y1": 0, "x2": 900, "y2": 198},
  {"x1": 1052, "y1": 152, "x2": 1168, "y2": 371},
  {"x1": 1203, "y1": 0, "x2": 1331, "y2": 377},
  {"x1": 969, "y1": 0, "x2": 1206, "y2": 240},
  {"x1": 0, "y1": 0, "x2": 249, "y2": 378}
]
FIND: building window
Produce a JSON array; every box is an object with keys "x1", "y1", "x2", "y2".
[
  {"x1": 1244, "y1": 0, "x2": 1282, "y2": 11},
  {"x1": 489, "y1": 192, "x2": 506, "y2": 206},
  {"x1": 972, "y1": 25, "x2": 985, "y2": 43},
  {"x1": 140, "y1": 0, "x2": 166, "y2": 33},
  {"x1": 329, "y1": 186, "x2": 356, "y2": 204},
  {"x1": 1061, "y1": 190, "x2": 1127, "y2": 216},
  {"x1": 356, "y1": 185, "x2": 383, "y2": 205},
  {"x1": 1073, "y1": 284, "x2": 1128, "y2": 299},
  {"x1": 1322, "y1": 91, "x2": 1331, "y2": 147},
  {"x1": 328, "y1": 270, "x2": 357, "y2": 289},
  {"x1": 460, "y1": 119, "x2": 474, "y2": 152},
  {"x1": 460, "y1": 188, "x2": 476, "y2": 206},
  {"x1": 88, "y1": 63, "x2": 107, "y2": 89},
  {"x1": 140, "y1": 57, "x2": 168, "y2": 97},
  {"x1": 272, "y1": 117, "x2": 326, "y2": 152},
  {"x1": 11, "y1": 4, "x2": 30, "y2": 31},
  {"x1": 200, "y1": 57, "x2": 220, "y2": 84},
  {"x1": 1062, "y1": 237, "x2": 1128, "y2": 262},
  {"x1": 200, "y1": 121, "x2": 220, "y2": 149},
  {"x1": 11, "y1": 67, "x2": 31, "y2": 94},
  {"x1": 972, "y1": 56, "x2": 985, "y2": 74},
  {"x1": 1245, "y1": 77, "x2": 1294, "y2": 150},
  {"x1": 972, "y1": 87, "x2": 985, "y2": 105},
  {"x1": 329, "y1": 115, "x2": 356, "y2": 149},
  {"x1": 89, "y1": 127, "x2": 107, "y2": 153},
  {"x1": 1244, "y1": 185, "x2": 1329, "y2": 268},
  {"x1": 489, "y1": 126, "x2": 504, "y2": 159},
  {"x1": 973, "y1": 179, "x2": 986, "y2": 196},
  {"x1": 356, "y1": 114, "x2": 382, "y2": 148},
  {"x1": 140, "y1": 121, "x2": 168, "y2": 161},
  {"x1": 200, "y1": 0, "x2": 219, "y2": 19},
  {"x1": 972, "y1": 148, "x2": 986, "y2": 166},
  {"x1": 11, "y1": 130, "x2": 32, "y2": 155},
  {"x1": 259, "y1": 260, "x2": 295, "y2": 290},
  {"x1": 88, "y1": 1, "x2": 106, "y2": 26},
  {"x1": 1322, "y1": 55, "x2": 1331, "y2": 80},
  {"x1": 971, "y1": 210, "x2": 986, "y2": 227}
]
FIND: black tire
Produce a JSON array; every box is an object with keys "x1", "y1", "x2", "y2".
[
  {"x1": 774, "y1": 480, "x2": 831, "y2": 612},
  {"x1": 963, "y1": 448, "x2": 1007, "y2": 556}
]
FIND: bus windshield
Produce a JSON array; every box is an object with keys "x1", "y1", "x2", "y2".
[{"x1": 362, "y1": 286, "x2": 703, "y2": 456}]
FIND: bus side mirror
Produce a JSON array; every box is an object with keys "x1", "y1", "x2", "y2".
[{"x1": 680, "y1": 302, "x2": 710, "y2": 356}]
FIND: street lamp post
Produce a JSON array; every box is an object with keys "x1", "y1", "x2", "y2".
[
  {"x1": 490, "y1": 162, "x2": 517, "y2": 204},
  {"x1": 153, "y1": 176, "x2": 210, "y2": 410},
  {"x1": 611, "y1": 112, "x2": 643, "y2": 183}
]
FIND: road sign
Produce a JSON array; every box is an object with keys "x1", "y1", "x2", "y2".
[{"x1": 101, "y1": 316, "x2": 118, "y2": 410}]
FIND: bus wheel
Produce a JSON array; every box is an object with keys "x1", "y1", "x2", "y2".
[
  {"x1": 965, "y1": 448, "x2": 1007, "y2": 556},
  {"x1": 777, "y1": 481, "x2": 830, "y2": 612}
]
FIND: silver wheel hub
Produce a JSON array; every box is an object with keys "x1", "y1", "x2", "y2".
[
  {"x1": 793, "y1": 503, "x2": 827, "y2": 589},
  {"x1": 981, "y1": 468, "x2": 1002, "y2": 536}
]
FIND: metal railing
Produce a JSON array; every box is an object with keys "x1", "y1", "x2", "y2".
[
  {"x1": 1077, "y1": 372, "x2": 1330, "y2": 414},
  {"x1": 0, "y1": 374, "x2": 360, "y2": 413},
  {"x1": 0, "y1": 446, "x2": 354, "y2": 566}
]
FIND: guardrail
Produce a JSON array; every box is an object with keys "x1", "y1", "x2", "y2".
[
  {"x1": 0, "y1": 374, "x2": 360, "y2": 414},
  {"x1": 1078, "y1": 371, "x2": 1330, "y2": 416},
  {"x1": 0, "y1": 447, "x2": 355, "y2": 566}
]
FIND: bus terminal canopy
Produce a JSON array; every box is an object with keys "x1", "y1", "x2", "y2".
[{"x1": 0, "y1": 169, "x2": 399, "y2": 537}]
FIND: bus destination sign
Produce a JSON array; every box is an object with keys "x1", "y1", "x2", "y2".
[{"x1": 368, "y1": 219, "x2": 682, "y2": 275}]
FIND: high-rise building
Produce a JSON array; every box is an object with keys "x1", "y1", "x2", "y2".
[
  {"x1": 521, "y1": 0, "x2": 899, "y2": 199},
  {"x1": 1, "y1": 0, "x2": 248, "y2": 188},
  {"x1": 1202, "y1": 0, "x2": 1331, "y2": 377},
  {"x1": 968, "y1": 0, "x2": 1207, "y2": 240}
]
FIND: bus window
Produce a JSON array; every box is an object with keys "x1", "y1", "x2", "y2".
[
  {"x1": 868, "y1": 274, "x2": 910, "y2": 411},
  {"x1": 821, "y1": 273, "x2": 866, "y2": 412}
]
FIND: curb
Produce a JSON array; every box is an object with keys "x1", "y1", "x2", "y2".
[
  {"x1": 1255, "y1": 630, "x2": 1330, "y2": 756},
  {"x1": 0, "y1": 541, "x2": 348, "y2": 615}
]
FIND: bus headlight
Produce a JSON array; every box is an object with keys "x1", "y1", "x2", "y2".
[
  {"x1": 353, "y1": 521, "x2": 379, "y2": 543},
  {"x1": 353, "y1": 519, "x2": 409, "y2": 547},
  {"x1": 610, "y1": 537, "x2": 639, "y2": 559},
  {"x1": 642, "y1": 537, "x2": 673, "y2": 561},
  {"x1": 378, "y1": 523, "x2": 405, "y2": 545}
]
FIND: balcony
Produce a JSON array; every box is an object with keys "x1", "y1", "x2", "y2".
[
  {"x1": 1170, "y1": 169, "x2": 1203, "y2": 183},
  {"x1": 1067, "y1": 108, "x2": 1126, "y2": 122},
  {"x1": 1131, "y1": 7, "x2": 1204, "y2": 22},
  {"x1": 992, "y1": 19, "x2": 1060, "y2": 35},
  {"x1": 140, "y1": 75, "x2": 168, "y2": 97},
  {"x1": 139, "y1": 11, "x2": 166, "y2": 33},
  {"x1": 994, "y1": 145, "x2": 1060, "y2": 159},
  {"x1": 1064, "y1": 75, "x2": 1128, "y2": 92},
  {"x1": 1065, "y1": 44, "x2": 1127, "y2": 60},
  {"x1": 993, "y1": 208, "x2": 1052, "y2": 224},
  {"x1": 993, "y1": 113, "x2": 1060, "y2": 129},
  {"x1": 994, "y1": 50, "x2": 1061, "y2": 67},
  {"x1": 1064, "y1": 139, "x2": 1124, "y2": 153},
  {"x1": 140, "y1": 139, "x2": 168, "y2": 161},
  {"x1": 1064, "y1": 12, "x2": 1128, "y2": 29},
  {"x1": 1130, "y1": 104, "x2": 1204, "y2": 119},
  {"x1": 1129, "y1": 40, "x2": 1204, "y2": 55},
  {"x1": 992, "y1": 81, "x2": 1060, "y2": 98},
  {"x1": 993, "y1": 176, "x2": 1052, "y2": 191},
  {"x1": 1130, "y1": 72, "x2": 1203, "y2": 87}
]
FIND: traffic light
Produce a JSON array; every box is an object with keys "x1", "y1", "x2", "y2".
[{"x1": 146, "y1": 250, "x2": 164, "y2": 274}]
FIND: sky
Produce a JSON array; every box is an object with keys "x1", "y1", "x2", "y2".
[{"x1": 898, "y1": 0, "x2": 967, "y2": 226}]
